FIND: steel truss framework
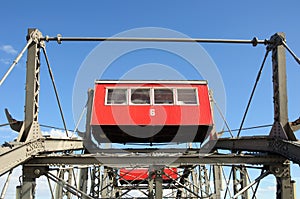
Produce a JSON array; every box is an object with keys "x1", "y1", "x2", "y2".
[{"x1": 0, "y1": 29, "x2": 299, "y2": 198}]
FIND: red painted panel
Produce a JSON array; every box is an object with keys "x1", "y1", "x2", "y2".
[
  {"x1": 119, "y1": 168, "x2": 148, "y2": 181},
  {"x1": 91, "y1": 82, "x2": 213, "y2": 126},
  {"x1": 119, "y1": 168, "x2": 178, "y2": 182}
]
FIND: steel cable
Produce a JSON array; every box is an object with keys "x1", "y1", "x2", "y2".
[
  {"x1": 236, "y1": 49, "x2": 270, "y2": 138},
  {"x1": 41, "y1": 47, "x2": 69, "y2": 137}
]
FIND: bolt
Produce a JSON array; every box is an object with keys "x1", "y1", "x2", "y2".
[
  {"x1": 34, "y1": 169, "x2": 40, "y2": 176},
  {"x1": 274, "y1": 167, "x2": 280, "y2": 174}
]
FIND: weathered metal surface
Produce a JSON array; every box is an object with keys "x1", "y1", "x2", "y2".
[
  {"x1": 0, "y1": 138, "x2": 83, "y2": 176},
  {"x1": 26, "y1": 153, "x2": 285, "y2": 167}
]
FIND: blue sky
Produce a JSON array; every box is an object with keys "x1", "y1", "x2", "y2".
[{"x1": 0, "y1": 0, "x2": 300, "y2": 198}]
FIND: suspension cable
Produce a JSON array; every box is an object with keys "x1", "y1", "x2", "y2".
[
  {"x1": 41, "y1": 47, "x2": 69, "y2": 137},
  {"x1": 0, "y1": 120, "x2": 272, "y2": 140},
  {"x1": 0, "y1": 37, "x2": 33, "y2": 86},
  {"x1": 39, "y1": 124, "x2": 73, "y2": 132},
  {"x1": 211, "y1": 96, "x2": 234, "y2": 138},
  {"x1": 0, "y1": 123, "x2": 9, "y2": 128},
  {"x1": 0, "y1": 169, "x2": 12, "y2": 199},
  {"x1": 72, "y1": 104, "x2": 87, "y2": 137},
  {"x1": 222, "y1": 124, "x2": 272, "y2": 133},
  {"x1": 282, "y1": 40, "x2": 300, "y2": 65},
  {"x1": 236, "y1": 49, "x2": 270, "y2": 138},
  {"x1": 42, "y1": 35, "x2": 268, "y2": 46}
]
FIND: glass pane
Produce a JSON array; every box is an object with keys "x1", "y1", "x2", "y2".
[
  {"x1": 107, "y1": 89, "x2": 127, "y2": 104},
  {"x1": 154, "y1": 89, "x2": 174, "y2": 104},
  {"x1": 131, "y1": 88, "x2": 150, "y2": 104},
  {"x1": 177, "y1": 89, "x2": 197, "y2": 104}
]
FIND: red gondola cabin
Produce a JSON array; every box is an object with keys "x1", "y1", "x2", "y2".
[{"x1": 91, "y1": 80, "x2": 213, "y2": 144}]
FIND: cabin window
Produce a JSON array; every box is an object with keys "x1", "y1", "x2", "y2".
[
  {"x1": 131, "y1": 88, "x2": 150, "y2": 104},
  {"x1": 177, "y1": 89, "x2": 198, "y2": 105},
  {"x1": 106, "y1": 88, "x2": 127, "y2": 104},
  {"x1": 154, "y1": 89, "x2": 174, "y2": 104}
]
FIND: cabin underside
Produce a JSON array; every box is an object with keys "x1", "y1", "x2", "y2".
[{"x1": 91, "y1": 125, "x2": 212, "y2": 144}]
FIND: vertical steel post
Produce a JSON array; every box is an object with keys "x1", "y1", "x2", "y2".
[
  {"x1": 91, "y1": 166, "x2": 101, "y2": 198},
  {"x1": 270, "y1": 162, "x2": 295, "y2": 199},
  {"x1": 16, "y1": 186, "x2": 21, "y2": 199},
  {"x1": 66, "y1": 169, "x2": 72, "y2": 199},
  {"x1": 79, "y1": 89, "x2": 94, "y2": 198},
  {"x1": 237, "y1": 166, "x2": 249, "y2": 199},
  {"x1": 18, "y1": 29, "x2": 43, "y2": 142},
  {"x1": 155, "y1": 168, "x2": 163, "y2": 199},
  {"x1": 199, "y1": 165, "x2": 210, "y2": 198},
  {"x1": 148, "y1": 168, "x2": 154, "y2": 199},
  {"x1": 55, "y1": 169, "x2": 64, "y2": 199},
  {"x1": 233, "y1": 166, "x2": 239, "y2": 197},
  {"x1": 232, "y1": 166, "x2": 249, "y2": 198},
  {"x1": 21, "y1": 166, "x2": 47, "y2": 199},
  {"x1": 54, "y1": 168, "x2": 73, "y2": 199},
  {"x1": 232, "y1": 166, "x2": 250, "y2": 199},
  {"x1": 84, "y1": 89, "x2": 94, "y2": 141},
  {"x1": 19, "y1": 29, "x2": 43, "y2": 199},
  {"x1": 20, "y1": 180, "x2": 35, "y2": 199},
  {"x1": 268, "y1": 33, "x2": 295, "y2": 199},
  {"x1": 213, "y1": 165, "x2": 222, "y2": 199},
  {"x1": 269, "y1": 33, "x2": 296, "y2": 141},
  {"x1": 79, "y1": 168, "x2": 88, "y2": 198},
  {"x1": 191, "y1": 167, "x2": 199, "y2": 196}
]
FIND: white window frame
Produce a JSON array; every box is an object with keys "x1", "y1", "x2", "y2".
[
  {"x1": 104, "y1": 86, "x2": 200, "y2": 106},
  {"x1": 129, "y1": 87, "x2": 152, "y2": 105},
  {"x1": 152, "y1": 87, "x2": 175, "y2": 106},
  {"x1": 176, "y1": 88, "x2": 199, "y2": 105},
  {"x1": 105, "y1": 87, "x2": 128, "y2": 105}
]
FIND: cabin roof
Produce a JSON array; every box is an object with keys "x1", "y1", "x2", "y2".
[{"x1": 95, "y1": 80, "x2": 208, "y2": 85}]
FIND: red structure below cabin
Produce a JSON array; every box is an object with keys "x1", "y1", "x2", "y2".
[
  {"x1": 119, "y1": 168, "x2": 178, "y2": 184},
  {"x1": 91, "y1": 80, "x2": 213, "y2": 144}
]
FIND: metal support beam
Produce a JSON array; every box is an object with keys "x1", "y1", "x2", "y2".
[
  {"x1": 268, "y1": 32, "x2": 296, "y2": 141},
  {"x1": 46, "y1": 171, "x2": 92, "y2": 199},
  {"x1": 199, "y1": 165, "x2": 210, "y2": 198},
  {"x1": 214, "y1": 137, "x2": 300, "y2": 164},
  {"x1": 54, "y1": 167, "x2": 77, "y2": 198},
  {"x1": 232, "y1": 165, "x2": 249, "y2": 199},
  {"x1": 155, "y1": 167, "x2": 163, "y2": 199},
  {"x1": 46, "y1": 175, "x2": 55, "y2": 199},
  {"x1": 78, "y1": 168, "x2": 88, "y2": 198},
  {"x1": 66, "y1": 169, "x2": 73, "y2": 199},
  {"x1": 55, "y1": 169, "x2": 64, "y2": 198},
  {"x1": 267, "y1": 34, "x2": 297, "y2": 199},
  {"x1": 191, "y1": 167, "x2": 199, "y2": 197},
  {"x1": 86, "y1": 89, "x2": 94, "y2": 139},
  {"x1": 99, "y1": 167, "x2": 116, "y2": 198},
  {"x1": 0, "y1": 137, "x2": 83, "y2": 177},
  {"x1": 213, "y1": 165, "x2": 222, "y2": 199},
  {"x1": 20, "y1": 166, "x2": 48, "y2": 199},
  {"x1": 270, "y1": 162, "x2": 295, "y2": 199},
  {"x1": 91, "y1": 166, "x2": 101, "y2": 198},
  {"x1": 78, "y1": 87, "x2": 92, "y2": 197},
  {"x1": 18, "y1": 29, "x2": 43, "y2": 142},
  {"x1": 148, "y1": 168, "x2": 154, "y2": 199},
  {"x1": 233, "y1": 170, "x2": 270, "y2": 199},
  {"x1": 26, "y1": 152, "x2": 287, "y2": 166},
  {"x1": 83, "y1": 89, "x2": 94, "y2": 145}
]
